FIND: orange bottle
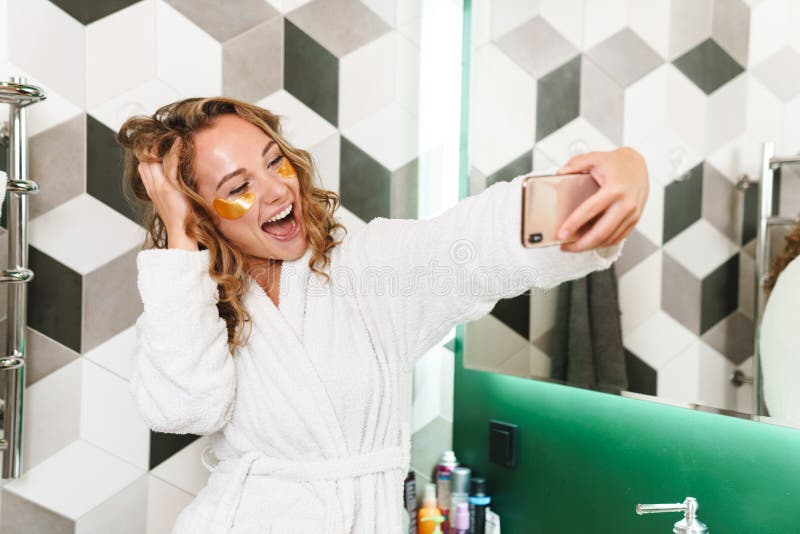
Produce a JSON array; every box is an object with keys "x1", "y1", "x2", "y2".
[{"x1": 418, "y1": 483, "x2": 443, "y2": 534}]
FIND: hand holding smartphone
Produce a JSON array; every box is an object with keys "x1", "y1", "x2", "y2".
[{"x1": 520, "y1": 172, "x2": 600, "y2": 248}]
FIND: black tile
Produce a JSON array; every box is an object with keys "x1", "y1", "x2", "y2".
[
  {"x1": 536, "y1": 55, "x2": 581, "y2": 141},
  {"x1": 87, "y1": 114, "x2": 137, "y2": 223},
  {"x1": 741, "y1": 181, "x2": 759, "y2": 245},
  {"x1": 149, "y1": 430, "x2": 200, "y2": 470},
  {"x1": 284, "y1": 19, "x2": 339, "y2": 126},
  {"x1": 701, "y1": 253, "x2": 739, "y2": 334},
  {"x1": 489, "y1": 293, "x2": 530, "y2": 340},
  {"x1": 339, "y1": 136, "x2": 391, "y2": 222},
  {"x1": 0, "y1": 147, "x2": 6, "y2": 230},
  {"x1": 624, "y1": 349, "x2": 657, "y2": 396},
  {"x1": 673, "y1": 38, "x2": 744, "y2": 95},
  {"x1": 27, "y1": 246, "x2": 82, "y2": 353},
  {"x1": 51, "y1": 0, "x2": 143, "y2": 25},
  {"x1": 662, "y1": 162, "x2": 703, "y2": 243},
  {"x1": 487, "y1": 150, "x2": 533, "y2": 187}
]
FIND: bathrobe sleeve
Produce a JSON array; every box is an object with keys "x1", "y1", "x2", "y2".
[
  {"x1": 130, "y1": 248, "x2": 236, "y2": 435},
  {"x1": 353, "y1": 173, "x2": 624, "y2": 368}
]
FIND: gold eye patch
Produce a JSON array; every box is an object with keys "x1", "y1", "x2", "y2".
[
  {"x1": 277, "y1": 158, "x2": 297, "y2": 178},
  {"x1": 213, "y1": 192, "x2": 255, "y2": 219}
]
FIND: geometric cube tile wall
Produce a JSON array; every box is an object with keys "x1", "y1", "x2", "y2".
[
  {"x1": 466, "y1": 0, "x2": 800, "y2": 419},
  {"x1": 0, "y1": 0, "x2": 461, "y2": 531}
]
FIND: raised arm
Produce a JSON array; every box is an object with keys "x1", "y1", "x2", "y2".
[
  {"x1": 347, "y1": 172, "x2": 624, "y2": 370},
  {"x1": 130, "y1": 248, "x2": 236, "y2": 435}
]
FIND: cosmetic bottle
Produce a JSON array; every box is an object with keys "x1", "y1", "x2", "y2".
[
  {"x1": 418, "y1": 483, "x2": 442, "y2": 534},
  {"x1": 468, "y1": 478, "x2": 491, "y2": 534},
  {"x1": 436, "y1": 450, "x2": 458, "y2": 530},
  {"x1": 448, "y1": 466, "x2": 471, "y2": 533},
  {"x1": 453, "y1": 502, "x2": 470, "y2": 534},
  {"x1": 404, "y1": 470, "x2": 417, "y2": 534}
]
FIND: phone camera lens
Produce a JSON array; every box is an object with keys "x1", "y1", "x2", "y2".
[{"x1": 528, "y1": 233, "x2": 543, "y2": 244}]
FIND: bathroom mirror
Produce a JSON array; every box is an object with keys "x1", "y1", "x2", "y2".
[{"x1": 461, "y1": 0, "x2": 800, "y2": 430}]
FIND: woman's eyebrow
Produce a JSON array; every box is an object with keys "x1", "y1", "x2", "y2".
[{"x1": 216, "y1": 141, "x2": 277, "y2": 192}]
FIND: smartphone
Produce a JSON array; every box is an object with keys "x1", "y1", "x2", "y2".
[{"x1": 520, "y1": 172, "x2": 600, "y2": 248}]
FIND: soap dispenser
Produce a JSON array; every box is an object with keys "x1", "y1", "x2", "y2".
[{"x1": 635, "y1": 496, "x2": 708, "y2": 533}]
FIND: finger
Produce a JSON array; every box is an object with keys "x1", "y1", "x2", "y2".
[
  {"x1": 557, "y1": 187, "x2": 617, "y2": 241},
  {"x1": 557, "y1": 151, "x2": 600, "y2": 174},
  {"x1": 607, "y1": 215, "x2": 638, "y2": 246},
  {"x1": 561, "y1": 202, "x2": 628, "y2": 252},
  {"x1": 163, "y1": 138, "x2": 182, "y2": 186},
  {"x1": 602, "y1": 211, "x2": 637, "y2": 247}
]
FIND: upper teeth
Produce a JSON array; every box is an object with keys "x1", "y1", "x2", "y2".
[{"x1": 266, "y1": 204, "x2": 292, "y2": 223}]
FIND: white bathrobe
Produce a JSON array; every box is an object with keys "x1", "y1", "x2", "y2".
[{"x1": 131, "y1": 173, "x2": 622, "y2": 533}]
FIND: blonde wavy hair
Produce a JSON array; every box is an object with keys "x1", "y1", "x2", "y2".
[{"x1": 116, "y1": 96, "x2": 347, "y2": 355}]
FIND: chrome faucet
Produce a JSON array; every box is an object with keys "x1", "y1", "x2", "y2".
[{"x1": 636, "y1": 496, "x2": 708, "y2": 533}]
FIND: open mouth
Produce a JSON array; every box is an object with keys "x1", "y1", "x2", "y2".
[{"x1": 261, "y1": 203, "x2": 299, "y2": 240}]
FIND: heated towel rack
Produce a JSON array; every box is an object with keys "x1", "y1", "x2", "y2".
[
  {"x1": 754, "y1": 142, "x2": 800, "y2": 416},
  {"x1": 0, "y1": 76, "x2": 44, "y2": 479}
]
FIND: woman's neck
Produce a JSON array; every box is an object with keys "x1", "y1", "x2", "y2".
[{"x1": 247, "y1": 257, "x2": 283, "y2": 307}]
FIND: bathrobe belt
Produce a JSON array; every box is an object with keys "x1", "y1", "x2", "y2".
[{"x1": 208, "y1": 446, "x2": 411, "y2": 533}]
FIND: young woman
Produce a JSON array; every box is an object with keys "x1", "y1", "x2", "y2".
[{"x1": 118, "y1": 97, "x2": 648, "y2": 533}]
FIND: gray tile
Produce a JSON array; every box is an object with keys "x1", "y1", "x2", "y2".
[
  {"x1": 752, "y1": 47, "x2": 800, "y2": 102},
  {"x1": 29, "y1": 114, "x2": 85, "y2": 220},
  {"x1": 712, "y1": 0, "x2": 750, "y2": 68},
  {"x1": 580, "y1": 55, "x2": 624, "y2": 145},
  {"x1": 536, "y1": 55, "x2": 581, "y2": 141},
  {"x1": 663, "y1": 162, "x2": 703, "y2": 243},
  {"x1": 624, "y1": 349, "x2": 657, "y2": 396},
  {"x1": 286, "y1": 0, "x2": 391, "y2": 58},
  {"x1": 468, "y1": 166, "x2": 488, "y2": 196},
  {"x1": 28, "y1": 246, "x2": 82, "y2": 353},
  {"x1": 614, "y1": 229, "x2": 658, "y2": 276},
  {"x1": 778, "y1": 165, "x2": 800, "y2": 217},
  {"x1": 490, "y1": 293, "x2": 530, "y2": 340},
  {"x1": 741, "y1": 181, "x2": 759, "y2": 245},
  {"x1": 669, "y1": 0, "x2": 714, "y2": 59},
  {"x1": 738, "y1": 247, "x2": 755, "y2": 319},
  {"x1": 585, "y1": 28, "x2": 663, "y2": 87},
  {"x1": 76, "y1": 475, "x2": 148, "y2": 534},
  {"x1": 495, "y1": 16, "x2": 578, "y2": 79},
  {"x1": 410, "y1": 416, "x2": 452, "y2": 479},
  {"x1": 339, "y1": 136, "x2": 391, "y2": 222},
  {"x1": 51, "y1": 0, "x2": 141, "y2": 25},
  {"x1": 87, "y1": 114, "x2": 135, "y2": 224},
  {"x1": 165, "y1": 0, "x2": 279, "y2": 43},
  {"x1": 284, "y1": 19, "x2": 339, "y2": 126},
  {"x1": 486, "y1": 150, "x2": 532, "y2": 188},
  {"x1": 390, "y1": 157, "x2": 419, "y2": 219},
  {"x1": 0, "y1": 321, "x2": 80, "y2": 386},
  {"x1": 0, "y1": 489, "x2": 73, "y2": 534},
  {"x1": 83, "y1": 247, "x2": 142, "y2": 353},
  {"x1": 701, "y1": 253, "x2": 739, "y2": 334},
  {"x1": 702, "y1": 310, "x2": 754, "y2": 365},
  {"x1": 701, "y1": 162, "x2": 741, "y2": 243},
  {"x1": 673, "y1": 38, "x2": 744, "y2": 94},
  {"x1": 222, "y1": 17, "x2": 283, "y2": 103},
  {"x1": 662, "y1": 252, "x2": 702, "y2": 334}
]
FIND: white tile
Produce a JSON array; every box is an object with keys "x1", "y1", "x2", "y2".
[
  {"x1": 532, "y1": 146, "x2": 559, "y2": 174},
  {"x1": 627, "y1": 0, "x2": 670, "y2": 59},
  {"x1": 7, "y1": 0, "x2": 85, "y2": 106},
  {"x1": 463, "y1": 314, "x2": 529, "y2": 374},
  {"x1": 0, "y1": 62, "x2": 82, "y2": 138},
  {"x1": 623, "y1": 64, "x2": 669, "y2": 147},
  {"x1": 657, "y1": 339, "x2": 700, "y2": 403},
  {"x1": 624, "y1": 310, "x2": 696, "y2": 370},
  {"x1": 529, "y1": 286, "x2": 560, "y2": 341},
  {"x1": 4, "y1": 440, "x2": 144, "y2": 520},
  {"x1": 468, "y1": 43, "x2": 535, "y2": 176},
  {"x1": 619, "y1": 250, "x2": 662, "y2": 337},
  {"x1": 257, "y1": 89, "x2": 337, "y2": 149},
  {"x1": 0, "y1": 0, "x2": 8, "y2": 63},
  {"x1": 696, "y1": 341, "x2": 737, "y2": 410},
  {"x1": 666, "y1": 64, "x2": 707, "y2": 157},
  {"x1": 75, "y1": 474, "x2": 148, "y2": 534},
  {"x1": 263, "y1": 0, "x2": 313, "y2": 14},
  {"x1": 22, "y1": 359, "x2": 82, "y2": 472},
  {"x1": 341, "y1": 102, "x2": 423, "y2": 170},
  {"x1": 497, "y1": 345, "x2": 531, "y2": 378},
  {"x1": 338, "y1": 32, "x2": 397, "y2": 129},
  {"x1": 86, "y1": 0, "x2": 156, "y2": 109},
  {"x1": 664, "y1": 220, "x2": 739, "y2": 279},
  {"x1": 668, "y1": 0, "x2": 713, "y2": 60},
  {"x1": 83, "y1": 324, "x2": 136, "y2": 381},
  {"x1": 80, "y1": 359, "x2": 151, "y2": 470},
  {"x1": 706, "y1": 73, "x2": 747, "y2": 153},
  {"x1": 150, "y1": 436, "x2": 212, "y2": 496},
  {"x1": 90, "y1": 78, "x2": 181, "y2": 134},
  {"x1": 633, "y1": 127, "x2": 703, "y2": 188},
  {"x1": 29, "y1": 194, "x2": 147, "y2": 275},
  {"x1": 308, "y1": 132, "x2": 341, "y2": 194},
  {"x1": 535, "y1": 117, "x2": 616, "y2": 168},
  {"x1": 156, "y1": 0, "x2": 221, "y2": 98},
  {"x1": 528, "y1": 343, "x2": 553, "y2": 378},
  {"x1": 489, "y1": 0, "x2": 539, "y2": 39},
  {"x1": 735, "y1": 356, "x2": 756, "y2": 414},
  {"x1": 412, "y1": 344, "x2": 444, "y2": 433},
  {"x1": 146, "y1": 475, "x2": 194, "y2": 534},
  {"x1": 583, "y1": 0, "x2": 627, "y2": 50},
  {"x1": 539, "y1": 0, "x2": 585, "y2": 50},
  {"x1": 751, "y1": 46, "x2": 800, "y2": 102},
  {"x1": 748, "y1": 0, "x2": 792, "y2": 66}
]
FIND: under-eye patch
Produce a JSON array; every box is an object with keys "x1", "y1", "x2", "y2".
[
  {"x1": 213, "y1": 192, "x2": 255, "y2": 219},
  {"x1": 277, "y1": 158, "x2": 297, "y2": 178}
]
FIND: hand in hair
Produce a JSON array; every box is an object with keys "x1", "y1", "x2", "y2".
[{"x1": 137, "y1": 138, "x2": 197, "y2": 250}]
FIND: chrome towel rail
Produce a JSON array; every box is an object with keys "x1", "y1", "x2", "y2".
[{"x1": 0, "y1": 76, "x2": 45, "y2": 480}]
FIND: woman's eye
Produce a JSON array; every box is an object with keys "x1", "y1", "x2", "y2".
[
  {"x1": 269, "y1": 155, "x2": 284, "y2": 167},
  {"x1": 230, "y1": 182, "x2": 248, "y2": 195}
]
